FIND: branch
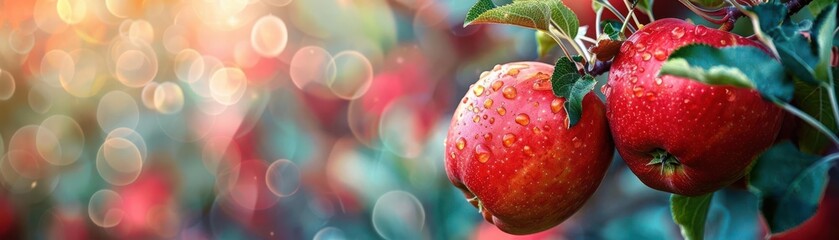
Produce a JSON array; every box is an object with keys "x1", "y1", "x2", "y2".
[{"x1": 720, "y1": 0, "x2": 814, "y2": 31}]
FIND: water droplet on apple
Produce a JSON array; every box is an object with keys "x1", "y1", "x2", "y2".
[
  {"x1": 684, "y1": 99, "x2": 691, "y2": 103},
  {"x1": 473, "y1": 85, "x2": 485, "y2": 97},
  {"x1": 550, "y1": 98, "x2": 562, "y2": 113},
  {"x1": 694, "y1": 25, "x2": 708, "y2": 36},
  {"x1": 502, "y1": 86, "x2": 517, "y2": 99},
  {"x1": 474, "y1": 144, "x2": 491, "y2": 163},
  {"x1": 646, "y1": 92, "x2": 657, "y2": 101},
  {"x1": 523, "y1": 145, "x2": 535, "y2": 157},
  {"x1": 641, "y1": 52, "x2": 652, "y2": 61},
  {"x1": 496, "y1": 107, "x2": 506, "y2": 116},
  {"x1": 515, "y1": 114, "x2": 530, "y2": 126},
  {"x1": 472, "y1": 115, "x2": 480, "y2": 123},
  {"x1": 456, "y1": 137, "x2": 466, "y2": 150},
  {"x1": 600, "y1": 84, "x2": 612, "y2": 97},
  {"x1": 489, "y1": 117, "x2": 495, "y2": 124},
  {"x1": 653, "y1": 49, "x2": 667, "y2": 61},
  {"x1": 483, "y1": 99, "x2": 493, "y2": 108},
  {"x1": 480, "y1": 71, "x2": 490, "y2": 79},
  {"x1": 572, "y1": 137, "x2": 582, "y2": 148},
  {"x1": 671, "y1": 27, "x2": 685, "y2": 39},
  {"x1": 532, "y1": 78, "x2": 551, "y2": 91},
  {"x1": 634, "y1": 43, "x2": 646, "y2": 51},
  {"x1": 532, "y1": 126, "x2": 542, "y2": 135},
  {"x1": 633, "y1": 86, "x2": 645, "y2": 97},
  {"x1": 630, "y1": 76, "x2": 638, "y2": 84},
  {"x1": 502, "y1": 133, "x2": 516, "y2": 147},
  {"x1": 483, "y1": 133, "x2": 492, "y2": 141},
  {"x1": 655, "y1": 77, "x2": 663, "y2": 85},
  {"x1": 491, "y1": 81, "x2": 504, "y2": 91}
]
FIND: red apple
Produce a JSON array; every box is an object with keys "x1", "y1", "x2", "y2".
[
  {"x1": 605, "y1": 19, "x2": 784, "y2": 196},
  {"x1": 445, "y1": 62, "x2": 614, "y2": 234}
]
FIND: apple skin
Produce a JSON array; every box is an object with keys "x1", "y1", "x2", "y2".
[
  {"x1": 445, "y1": 62, "x2": 614, "y2": 235},
  {"x1": 605, "y1": 19, "x2": 784, "y2": 196}
]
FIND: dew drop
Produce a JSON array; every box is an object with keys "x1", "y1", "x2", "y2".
[
  {"x1": 523, "y1": 145, "x2": 535, "y2": 157},
  {"x1": 655, "y1": 77, "x2": 663, "y2": 85},
  {"x1": 653, "y1": 49, "x2": 667, "y2": 61},
  {"x1": 572, "y1": 137, "x2": 582, "y2": 148},
  {"x1": 684, "y1": 99, "x2": 691, "y2": 103},
  {"x1": 493, "y1": 64, "x2": 501, "y2": 71},
  {"x1": 515, "y1": 114, "x2": 530, "y2": 126},
  {"x1": 489, "y1": 117, "x2": 495, "y2": 124},
  {"x1": 472, "y1": 115, "x2": 480, "y2": 123},
  {"x1": 473, "y1": 85, "x2": 485, "y2": 97},
  {"x1": 694, "y1": 25, "x2": 708, "y2": 36},
  {"x1": 474, "y1": 144, "x2": 491, "y2": 163},
  {"x1": 641, "y1": 52, "x2": 652, "y2": 61},
  {"x1": 482, "y1": 114, "x2": 488, "y2": 120},
  {"x1": 491, "y1": 81, "x2": 504, "y2": 91},
  {"x1": 496, "y1": 107, "x2": 506, "y2": 116},
  {"x1": 502, "y1": 133, "x2": 516, "y2": 147},
  {"x1": 483, "y1": 133, "x2": 492, "y2": 141},
  {"x1": 550, "y1": 98, "x2": 562, "y2": 113},
  {"x1": 634, "y1": 43, "x2": 646, "y2": 51},
  {"x1": 480, "y1": 71, "x2": 490, "y2": 79},
  {"x1": 502, "y1": 86, "x2": 517, "y2": 99},
  {"x1": 456, "y1": 137, "x2": 466, "y2": 150},
  {"x1": 633, "y1": 86, "x2": 645, "y2": 97},
  {"x1": 670, "y1": 27, "x2": 685, "y2": 39},
  {"x1": 483, "y1": 99, "x2": 493, "y2": 108},
  {"x1": 629, "y1": 76, "x2": 638, "y2": 84},
  {"x1": 646, "y1": 92, "x2": 657, "y2": 101},
  {"x1": 532, "y1": 78, "x2": 551, "y2": 91},
  {"x1": 532, "y1": 127, "x2": 542, "y2": 135},
  {"x1": 507, "y1": 68, "x2": 520, "y2": 76}
]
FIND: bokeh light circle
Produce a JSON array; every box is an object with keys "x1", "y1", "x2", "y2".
[
  {"x1": 250, "y1": 15, "x2": 288, "y2": 58},
  {"x1": 289, "y1": 46, "x2": 334, "y2": 90},
  {"x1": 36, "y1": 115, "x2": 85, "y2": 166},
  {"x1": 265, "y1": 159, "x2": 300, "y2": 197},
  {"x1": 8, "y1": 28, "x2": 35, "y2": 54},
  {"x1": 88, "y1": 189, "x2": 124, "y2": 228},
  {"x1": 141, "y1": 81, "x2": 159, "y2": 110},
  {"x1": 313, "y1": 227, "x2": 347, "y2": 240},
  {"x1": 153, "y1": 82, "x2": 185, "y2": 114},
  {"x1": 173, "y1": 49, "x2": 204, "y2": 83},
  {"x1": 127, "y1": 19, "x2": 154, "y2": 43},
  {"x1": 0, "y1": 69, "x2": 15, "y2": 100},
  {"x1": 56, "y1": 0, "x2": 87, "y2": 24},
  {"x1": 38, "y1": 49, "x2": 74, "y2": 87},
  {"x1": 110, "y1": 37, "x2": 159, "y2": 88},
  {"x1": 96, "y1": 91, "x2": 140, "y2": 132},
  {"x1": 105, "y1": 128, "x2": 149, "y2": 161},
  {"x1": 61, "y1": 49, "x2": 105, "y2": 98},
  {"x1": 371, "y1": 191, "x2": 426, "y2": 240},
  {"x1": 209, "y1": 67, "x2": 248, "y2": 106},
  {"x1": 327, "y1": 51, "x2": 373, "y2": 100},
  {"x1": 263, "y1": 0, "x2": 294, "y2": 7},
  {"x1": 7, "y1": 125, "x2": 51, "y2": 180},
  {"x1": 96, "y1": 137, "x2": 143, "y2": 186}
]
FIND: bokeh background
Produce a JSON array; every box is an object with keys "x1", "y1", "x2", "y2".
[{"x1": 0, "y1": 0, "x2": 836, "y2": 239}]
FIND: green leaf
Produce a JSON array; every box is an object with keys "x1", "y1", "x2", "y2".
[
  {"x1": 464, "y1": 0, "x2": 579, "y2": 37},
  {"x1": 563, "y1": 75, "x2": 596, "y2": 127},
  {"x1": 659, "y1": 44, "x2": 793, "y2": 102},
  {"x1": 551, "y1": 57, "x2": 581, "y2": 97},
  {"x1": 809, "y1": 0, "x2": 836, "y2": 16},
  {"x1": 601, "y1": 20, "x2": 623, "y2": 40},
  {"x1": 671, "y1": 193, "x2": 713, "y2": 240},
  {"x1": 536, "y1": 30, "x2": 557, "y2": 59},
  {"x1": 793, "y1": 80, "x2": 838, "y2": 154},
  {"x1": 748, "y1": 141, "x2": 835, "y2": 233},
  {"x1": 634, "y1": 0, "x2": 653, "y2": 13},
  {"x1": 550, "y1": 57, "x2": 595, "y2": 128},
  {"x1": 811, "y1": 3, "x2": 837, "y2": 82}
]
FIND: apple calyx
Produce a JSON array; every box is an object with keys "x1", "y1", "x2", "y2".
[{"x1": 647, "y1": 149, "x2": 681, "y2": 175}]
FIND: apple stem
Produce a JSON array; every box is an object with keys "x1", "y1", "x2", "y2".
[
  {"x1": 719, "y1": 0, "x2": 814, "y2": 31},
  {"x1": 621, "y1": 0, "x2": 642, "y2": 30},
  {"x1": 596, "y1": 0, "x2": 636, "y2": 32}
]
